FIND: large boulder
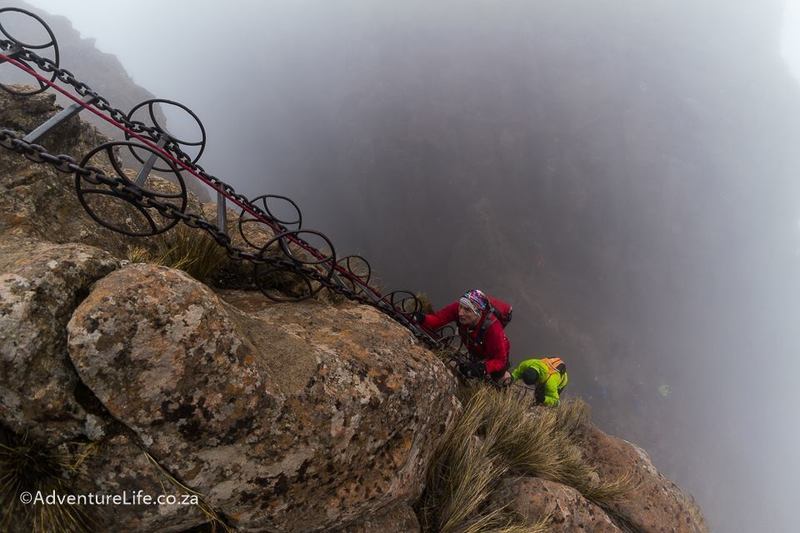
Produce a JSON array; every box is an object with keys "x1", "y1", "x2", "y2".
[
  {"x1": 67, "y1": 263, "x2": 460, "y2": 531},
  {"x1": 0, "y1": 233, "x2": 207, "y2": 532},
  {"x1": 0, "y1": 235, "x2": 119, "y2": 443},
  {"x1": 69, "y1": 433, "x2": 209, "y2": 532},
  {"x1": 329, "y1": 503, "x2": 421, "y2": 533},
  {"x1": 581, "y1": 425, "x2": 708, "y2": 533},
  {"x1": 490, "y1": 477, "x2": 621, "y2": 532}
]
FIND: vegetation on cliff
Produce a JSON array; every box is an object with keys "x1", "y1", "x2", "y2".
[{"x1": 418, "y1": 387, "x2": 635, "y2": 532}]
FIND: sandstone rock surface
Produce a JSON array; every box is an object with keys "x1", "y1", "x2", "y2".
[
  {"x1": 0, "y1": 236, "x2": 119, "y2": 443},
  {"x1": 491, "y1": 476, "x2": 621, "y2": 532},
  {"x1": 330, "y1": 502, "x2": 421, "y2": 533},
  {"x1": 67, "y1": 264, "x2": 460, "y2": 531},
  {"x1": 582, "y1": 425, "x2": 708, "y2": 533},
  {"x1": 69, "y1": 433, "x2": 209, "y2": 532}
]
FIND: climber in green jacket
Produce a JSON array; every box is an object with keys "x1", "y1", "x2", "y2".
[{"x1": 510, "y1": 357, "x2": 569, "y2": 406}]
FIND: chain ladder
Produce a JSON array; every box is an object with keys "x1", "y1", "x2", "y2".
[
  {"x1": 0, "y1": 37, "x2": 450, "y2": 348},
  {"x1": 0, "y1": 127, "x2": 439, "y2": 347},
  {"x1": 1, "y1": 13, "x2": 532, "y2": 395}
]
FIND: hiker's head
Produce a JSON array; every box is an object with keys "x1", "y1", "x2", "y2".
[
  {"x1": 458, "y1": 289, "x2": 488, "y2": 326},
  {"x1": 521, "y1": 367, "x2": 540, "y2": 386}
]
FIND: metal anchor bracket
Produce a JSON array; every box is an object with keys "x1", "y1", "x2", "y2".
[
  {"x1": 23, "y1": 94, "x2": 98, "y2": 143},
  {"x1": 134, "y1": 134, "x2": 169, "y2": 186},
  {"x1": 217, "y1": 191, "x2": 228, "y2": 236}
]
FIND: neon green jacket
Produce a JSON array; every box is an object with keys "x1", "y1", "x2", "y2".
[{"x1": 511, "y1": 358, "x2": 569, "y2": 406}]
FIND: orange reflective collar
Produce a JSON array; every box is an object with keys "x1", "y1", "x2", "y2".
[{"x1": 542, "y1": 357, "x2": 564, "y2": 375}]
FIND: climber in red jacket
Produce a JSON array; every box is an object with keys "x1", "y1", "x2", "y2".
[{"x1": 415, "y1": 289, "x2": 511, "y2": 382}]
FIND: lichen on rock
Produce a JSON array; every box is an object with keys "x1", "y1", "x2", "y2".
[
  {"x1": 0, "y1": 235, "x2": 119, "y2": 443},
  {"x1": 66, "y1": 263, "x2": 460, "y2": 531},
  {"x1": 0, "y1": 79, "x2": 707, "y2": 533}
]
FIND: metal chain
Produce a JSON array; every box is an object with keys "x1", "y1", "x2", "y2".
[
  {"x1": 2, "y1": 23, "x2": 527, "y2": 385},
  {"x1": 0, "y1": 128, "x2": 440, "y2": 347},
  {"x1": 0, "y1": 38, "x2": 447, "y2": 347},
  {"x1": 2, "y1": 43, "x2": 395, "y2": 278},
  {"x1": 1, "y1": 42, "x2": 278, "y2": 227},
  {"x1": 4, "y1": 46, "x2": 381, "y2": 302}
]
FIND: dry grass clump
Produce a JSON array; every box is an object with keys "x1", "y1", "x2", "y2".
[
  {"x1": 143, "y1": 451, "x2": 231, "y2": 532},
  {"x1": 415, "y1": 292, "x2": 434, "y2": 314},
  {"x1": 127, "y1": 224, "x2": 228, "y2": 284},
  {"x1": 0, "y1": 432, "x2": 97, "y2": 533},
  {"x1": 418, "y1": 387, "x2": 636, "y2": 532}
]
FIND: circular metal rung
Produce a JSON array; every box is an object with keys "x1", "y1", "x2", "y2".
[
  {"x1": 73, "y1": 188, "x2": 175, "y2": 237},
  {"x1": 261, "y1": 229, "x2": 336, "y2": 264},
  {"x1": 253, "y1": 262, "x2": 322, "y2": 302},
  {"x1": 238, "y1": 195, "x2": 302, "y2": 250},
  {"x1": 76, "y1": 141, "x2": 187, "y2": 237},
  {"x1": 125, "y1": 98, "x2": 206, "y2": 171},
  {"x1": 380, "y1": 290, "x2": 421, "y2": 315},
  {"x1": 259, "y1": 230, "x2": 335, "y2": 283},
  {"x1": 0, "y1": 7, "x2": 59, "y2": 96},
  {"x1": 332, "y1": 255, "x2": 372, "y2": 293},
  {"x1": 439, "y1": 325, "x2": 456, "y2": 338},
  {"x1": 253, "y1": 194, "x2": 302, "y2": 230}
]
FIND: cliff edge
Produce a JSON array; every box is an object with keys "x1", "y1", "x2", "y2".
[{"x1": 0, "y1": 90, "x2": 705, "y2": 532}]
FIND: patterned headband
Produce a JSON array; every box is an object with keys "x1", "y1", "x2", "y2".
[{"x1": 460, "y1": 289, "x2": 488, "y2": 315}]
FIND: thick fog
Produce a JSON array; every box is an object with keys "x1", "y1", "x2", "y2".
[{"x1": 8, "y1": 0, "x2": 800, "y2": 530}]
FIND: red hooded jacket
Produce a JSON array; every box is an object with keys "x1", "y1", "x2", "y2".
[{"x1": 422, "y1": 302, "x2": 510, "y2": 375}]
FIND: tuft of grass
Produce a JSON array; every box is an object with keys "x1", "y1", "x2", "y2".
[
  {"x1": 418, "y1": 387, "x2": 637, "y2": 532},
  {"x1": 125, "y1": 245, "x2": 153, "y2": 265},
  {"x1": 0, "y1": 432, "x2": 98, "y2": 533},
  {"x1": 554, "y1": 396, "x2": 592, "y2": 442},
  {"x1": 415, "y1": 292, "x2": 434, "y2": 314},
  {"x1": 126, "y1": 225, "x2": 228, "y2": 284}
]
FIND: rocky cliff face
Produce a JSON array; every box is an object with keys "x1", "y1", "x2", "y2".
[{"x1": 0, "y1": 91, "x2": 705, "y2": 531}]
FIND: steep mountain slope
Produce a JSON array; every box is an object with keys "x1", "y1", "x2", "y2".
[{"x1": 0, "y1": 89, "x2": 706, "y2": 532}]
